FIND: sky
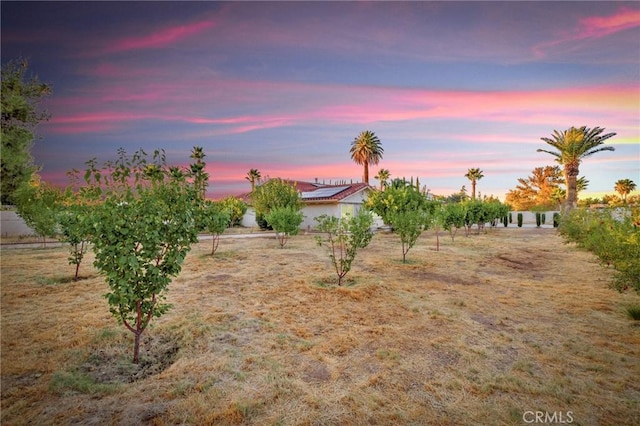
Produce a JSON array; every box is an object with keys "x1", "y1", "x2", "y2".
[{"x1": 2, "y1": 1, "x2": 639, "y2": 200}]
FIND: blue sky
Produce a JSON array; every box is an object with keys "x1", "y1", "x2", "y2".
[{"x1": 2, "y1": 1, "x2": 638, "y2": 199}]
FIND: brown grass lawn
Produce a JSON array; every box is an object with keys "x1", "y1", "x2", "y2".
[{"x1": 1, "y1": 227, "x2": 639, "y2": 425}]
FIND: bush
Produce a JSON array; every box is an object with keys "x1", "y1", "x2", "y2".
[
  {"x1": 535, "y1": 212, "x2": 542, "y2": 227},
  {"x1": 553, "y1": 212, "x2": 560, "y2": 228},
  {"x1": 558, "y1": 208, "x2": 639, "y2": 293},
  {"x1": 502, "y1": 215, "x2": 508, "y2": 227},
  {"x1": 517, "y1": 213, "x2": 523, "y2": 227},
  {"x1": 626, "y1": 305, "x2": 640, "y2": 321}
]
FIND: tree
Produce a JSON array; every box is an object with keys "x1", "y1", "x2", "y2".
[
  {"x1": 265, "y1": 205, "x2": 304, "y2": 248},
  {"x1": 189, "y1": 146, "x2": 208, "y2": 201},
  {"x1": 1, "y1": 58, "x2": 52, "y2": 205},
  {"x1": 350, "y1": 130, "x2": 383, "y2": 185},
  {"x1": 252, "y1": 178, "x2": 303, "y2": 230},
  {"x1": 57, "y1": 198, "x2": 92, "y2": 280},
  {"x1": 13, "y1": 174, "x2": 62, "y2": 246},
  {"x1": 365, "y1": 180, "x2": 427, "y2": 226},
  {"x1": 315, "y1": 211, "x2": 374, "y2": 286},
  {"x1": 84, "y1": 148, "x2": 200, "y2": 364},
  {"x1": 219, "y1": 196, "x2": 247, "y2": 227},
  {"x1": 505, "y1": 166, "x2": 564, "y2": 211},
  {"x1": 464, "y1": 168, "x2": 484, "y2": 200},
  {"x1": 441, "y1": 203, "x2": 467, "y2": 242},
  {"x1": 374, "y1": 168, "x2": 391, "y2": 190},
  {"x1": 201, "y1": 200, "x2": 231, "y2": 256},
  {"x1": 389, "y1": 209, "x2": 426, "y2": 263},
  {"x1": 246, "y1": 168, "x2": 262, "y2": 192},
  {"x1": 615, "y1": 179, "x2": 636, "y2": 204},
  {"x1": 538, "y1": 126, "x2": 616, "y2": 211}
]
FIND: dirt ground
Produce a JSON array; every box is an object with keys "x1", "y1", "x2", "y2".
[{"x1": 1, "y1": 226, "x2": 639, "y2": 425}]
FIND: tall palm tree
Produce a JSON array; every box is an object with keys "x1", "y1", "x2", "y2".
[
  {"x1": 245, "y1": 168, "x2": 261, "y2": 192},
  {"x1": 615, "y1": 179, "x2": 636, "y2": 203},
  {"x1": 538, "y1": 126, "x2": 616, "y2": 211},
  {"x1": 374, "y1": 168, "x2": 391, "y2": 190},
  {"x1": 464, "y1": 168, "x2": 484, "y2": 200},
  {"x1": 350, "y1": 130, "x2": 383, "y2": 185},
  {"x1": 189, "y1": 146, "x2": 208, "y2": 200}
]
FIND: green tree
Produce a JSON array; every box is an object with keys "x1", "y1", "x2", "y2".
[
  {"x1": 219, "y1": 196, "x2": 247, "y2": 227},
  {"x1": 13, "y1": 175, "x2": 62, "y2": 246},
  {"x1": 365, "y1": 180, "x2": 426, "y2": 226},
  {"x1": 538, "y1": 126, "x2": 616, "y2": 211},
  {"x1": 1, "y1": 58, "x2": 52, "y2": 205},
  {"x1": 246, "y1": 168, "x2": 262, "y2": 192},
  {"x1": 57, "y1": 198, "x2": 92, "y2": 280},
  {"x1": 189, "y1": 146, "x2": 208, "y2": 201},
  {"x1": 464, "y1": 168, "x2": 484, "y2": 200},
  {"x1": 374, "y1": 168, "x2": 391, "y2": 190},
  {"x1": 441, "y1": 203, "x2": 466, "y2": 242},
  {"x1": 265, "y1": 205, "x2": 304, "y2": 248},
  {"x1": 615, "y1": 179, "x2": 636, "y2": 204},
  {"x1": 315, "y1": 211, "x2": 374, "y2": 286},
  {"x1": 389, "y1": 209, "x2": 426, "y2": 263},
  {"x1": 350, "y1": 130, "x2": 383, "y2": 185},
  {"x1": 84, "y1": 148, "x2": 200, "y2": 364},
  {"x1": 201, "y1": 200, "x2": 231, "y2": 255},
  {"x1": 252, "y1": 178, "x2": 303, "y2": 230}
]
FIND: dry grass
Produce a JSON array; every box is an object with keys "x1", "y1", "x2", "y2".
[{"x1": 2, "y1": 227, "x2": 639, "y2": 425}]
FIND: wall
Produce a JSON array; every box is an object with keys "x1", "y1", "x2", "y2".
[{"x1": 1, "y1": 210, "x2": 35, "y2": 237}]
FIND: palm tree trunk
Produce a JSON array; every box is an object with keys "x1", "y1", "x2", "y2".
[
  {"x1": 471, "y1": 181, "x2": 476, "y2": 200},
  {"x1": 363, "y1": 162, "x2": 369, "y2": 185},
  {"x1": 564, "y1": 164, "x2": 579, "y2": 212}
]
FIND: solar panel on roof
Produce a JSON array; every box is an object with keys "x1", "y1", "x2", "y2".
[{"x1": 301, "y1": 185, "x2": 350, "y2": 199}]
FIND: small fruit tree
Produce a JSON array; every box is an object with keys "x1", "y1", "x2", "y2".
[
  {"x1": 83, "y1": 148, "x2": 200, "y2": 363},
  {"x1": 265, "y1": 205, "x2": 304, "y2": 248},
  {"x1": 315, "y1": 210, "x2": 374, "y2": 286},
  {"x1": 201, "y1": 200, "x2": 231, "y2": 256}
]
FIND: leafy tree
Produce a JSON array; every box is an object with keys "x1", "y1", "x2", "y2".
[
  {"x1": 365, "y1": 180, "x2": 426, "y2": 226},
  {"x1": 615, "y1": 179, "x2": 636, "y2": 204},
  {"x1": 201, "y1": 200, "x2": 231, "y2": 255},
  {"x1": 374, "y1": 168, "x2": 391, "y2": 190},
  {"x1": 13, "y1": 174, "x2": 62, "y2": 246},
  {"x1": 1, "y1": 58, "x2": 52, "y2": 205},
  {"x1": 57, "y1": 199, "x2": 92, "y2": 280},
  {"x1": 219, "y1": 196, "x2": 247, "y2": 227},
  {"x1": 315, "y1": 211, "x2": 374, "y2": 286},
  {"x1": 252, "y1": 178, "x2": 303, "y2": 230},
  {"x1": 246, "y1": 168, "x2": 262, "y2": 192},
  {"x1": 538, "y1": 126, "x2": 616, "y2": 211},
  {"x1": 265, "y1": 205, "x2": 304, "y2": 248},
  {"x1": 441, "y1": 202, "x2": 466, "y2": 241},
  {"x1": 505, "y1": 166, "x2": 564, "y2": 210},
  {"x1": 350, "y1": 130, "x2": 383, "y2": 185},
  {"x1": 389, "y1": 209, "x2": 426, "y2": 263},
  {"x1": 83, "y1": 148, "x2": 200, "y2": 363},
  {"x1": 464, "y1": 168, "x2": 484, "y2": 200}
]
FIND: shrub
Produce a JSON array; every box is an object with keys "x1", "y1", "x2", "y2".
[
  {"x1": 265, "y1": 205, "x2": 304, "y2": 248},
  {"x1": 315, "y1": 211, "x2": 374, "y2": 286},
  {"x1": 541, "y1": 213, "x2": 546, "y2": 225},
  {"x1": 626, "y1": 305, "x2": 640, "y2": 321},
  {"x1": 502, "y1": 215, "x2": 508, "y2": 227},
  {"x1": 517, "y1": 213, "x2": 523, "y2": 227},
  {"x1": 553, "y1": 212, "x2": 560, "y2": 228},
  {"x1": 219, "y1": 196, "x2": 247, "y2": 227},
  {"x1": 536, "y1": 212, "x2": 542, "y2": 227}
]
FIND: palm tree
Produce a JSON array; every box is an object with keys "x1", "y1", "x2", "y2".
[
  {"x1": 350, "y1": 130, "x2": 383, "y2": 185},
  {"x1": 189, "y1": 146, "x2": 208, "y2": 200},
  {"x1": 615, "y1": 179, "x2": 636, "y2": 203},
  {"x1": 538, "y1": 126, "x2": 615, "y2": 211},
  {"x1": 464, "y1": 168, "x2": 484, "y2": 200},
  {"x1": 245, "y1": 168, "x2": 261, "y2": 192},
  {"x1": 374, "y1": 168, "x2": 391, "y2": 190}
]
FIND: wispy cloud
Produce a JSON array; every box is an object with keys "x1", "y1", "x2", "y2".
[
  {"x1": 534, "y1": 7, "x2": 640, "y2": 58},
  {"x1": 103, "y1": 20, "x2": 215, "y2": 54}
]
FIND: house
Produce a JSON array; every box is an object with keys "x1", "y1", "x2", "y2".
[{"x1": 239, "y1": 180, "x2": 374, "y2": 230}]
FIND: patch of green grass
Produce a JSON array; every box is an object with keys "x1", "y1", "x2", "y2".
[
  {"x1": 625, "y1": 305, "x2": 640, "y2": 321},
  {"x1": 49, "y1": 370, "x2": 121, "y2": 395}
]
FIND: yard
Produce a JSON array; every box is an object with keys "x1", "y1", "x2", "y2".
[{"x1": 1, "y1": 227, "x2": 639, "y2": 425}]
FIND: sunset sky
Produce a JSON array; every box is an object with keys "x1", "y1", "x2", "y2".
[{"x1": 2, "y1": 1, "x2": 638, "y2": 199}]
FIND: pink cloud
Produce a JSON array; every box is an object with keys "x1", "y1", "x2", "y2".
[
  {"x1": 534, "y1": 7, "x2": 640, "y2": 57},
  {"x1": 104, "y1": 20, "x2": 215, "y2": 53}
]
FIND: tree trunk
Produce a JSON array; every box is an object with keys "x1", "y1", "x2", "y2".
[
  {"x1": 133, "y1": 330, "x2": 141, "y2": 364},
  {"x1": 564, "y1": 164, "x2": 579, "y2": 212},
  {"x1": 363, "y1": 162, "x2": 369, "y2": 185},
  {"x1": 471, "y1": 181, "x2": 476, "y2": 200}
]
